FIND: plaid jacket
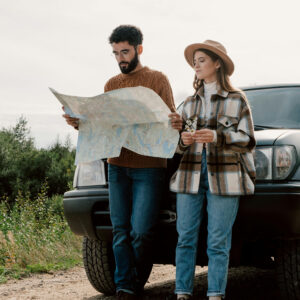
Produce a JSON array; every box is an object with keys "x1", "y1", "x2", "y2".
[{"x1": 170, "y1": 86, "x2": 256, "y2": 195}]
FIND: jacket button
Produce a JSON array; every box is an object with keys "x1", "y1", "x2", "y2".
[
  {"x1": 225, "y1": 121, "x2": 229, "y2": 125},
  {"x1": 211, "y1": 173, "x2": 214, "y2": 176}
]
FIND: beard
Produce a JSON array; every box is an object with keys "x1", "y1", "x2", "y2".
[{"x1": 119, "y1": 50, "x2": 139, "y2": 74}]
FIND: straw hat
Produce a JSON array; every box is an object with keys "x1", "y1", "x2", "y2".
[{"x1": 184, "y1": 40, "x2": 234, "y2": 76}]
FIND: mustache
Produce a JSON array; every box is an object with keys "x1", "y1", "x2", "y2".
[{"x1": 119, "y1": 61, "x2": 129, "y2": 65}]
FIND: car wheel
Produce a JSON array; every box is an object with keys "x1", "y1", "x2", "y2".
[
  {"x1": 82, "y1": 236, "x2": 115, "y2": 295},
  {"x1": 276, "y1": 239, "x2": 300, "y2": 299}
]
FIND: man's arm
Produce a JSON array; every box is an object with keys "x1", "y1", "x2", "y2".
[
  {"x1": 156, "y1": 73, "x2": 183, "y2": 131},
  {"x1": 156, "y1": 74, "x2": 176, "y2": 112}
]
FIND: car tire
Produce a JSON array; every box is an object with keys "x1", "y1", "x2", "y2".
[
  {"x1": 82, "y1": 236, "x2": 115, "y2": 295},
  {"x1": 276, "y1": 239, "x2": 300, "y2": 299}
]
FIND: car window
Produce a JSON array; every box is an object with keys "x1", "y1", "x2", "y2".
[{"x1": 245, "y1": 87, "x2": 300, "y2": 129}]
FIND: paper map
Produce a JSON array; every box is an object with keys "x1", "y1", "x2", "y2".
[{"x1": 50, "y1": 86, "x2": 179, "y2": 164}]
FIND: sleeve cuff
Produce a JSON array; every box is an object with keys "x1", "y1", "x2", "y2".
[
  {"x1": 212, "y1": 130, "x2": 217, "y2": 143},
  {"x1": 178, "y1": 138, "x2": 189, "y2": 152}
]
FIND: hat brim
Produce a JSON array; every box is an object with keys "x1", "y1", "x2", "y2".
[{"x1": 184, "y1": 43, "x2": 234, "y2": 76}]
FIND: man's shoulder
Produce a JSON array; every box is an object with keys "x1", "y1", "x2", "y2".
[
  {"x1": 104, "y1": 67, "x2": 170, "y2": 92},
  {"x1": 104, "y1": 74, "x2": 123, "y2": 92},
  {"x1": 145, "y1": 67, "x2": 169, "y2": 80}
]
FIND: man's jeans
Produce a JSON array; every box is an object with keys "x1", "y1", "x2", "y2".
[
  {"x1": 108, "y1": 164, "x2": 165, "y2": 294},
  {"x1": 175, "y1": 149, "x2": 239, "y2": 298}
]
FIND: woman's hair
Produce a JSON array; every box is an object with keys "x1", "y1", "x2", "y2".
[{"x1": 192, "y1": 48, "x2": 238, "y2": 93}]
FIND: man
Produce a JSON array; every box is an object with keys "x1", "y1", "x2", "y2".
[{"x1": 64, "y1": 25, "x2": 182, "y2": 299}]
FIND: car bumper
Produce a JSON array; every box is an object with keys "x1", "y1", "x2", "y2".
[
  {"x1": 63, "y1": 181, "x2": 300, "y2": 241},
  {"x1": 63, "y1": 188, "x2": 110, "y2": 239},
  {"x1": 237, "y1": 181, "x2": 300, "y2": 239}
]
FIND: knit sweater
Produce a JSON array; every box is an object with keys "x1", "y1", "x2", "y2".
[{"x1": 104, "y1": 66, "x2": 176, "y2": 168}]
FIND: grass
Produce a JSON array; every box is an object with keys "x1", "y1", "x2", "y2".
[{"x1": 0, "y1": 182, "x2": 82, "y2": 283}]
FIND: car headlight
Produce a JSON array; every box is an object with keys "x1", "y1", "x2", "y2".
[
  {"x1": 273, "y1": 146, "x2": 297, "y2": 179},
  {"x1": 255, "y1": 146, "x2": 297, "y2": 180},
  {"x1": 255, "y1": 147, "x2": 272, "y2": 180},
  {"x1": 73, "y1": 160, "x2": 106, "y2": 188}
]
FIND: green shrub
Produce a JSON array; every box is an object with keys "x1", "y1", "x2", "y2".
[{"x1": 0, "y1": 185, "x2": 82, "y2": 282}]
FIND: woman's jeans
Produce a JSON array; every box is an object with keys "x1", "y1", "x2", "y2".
[
  {"x1": 108, "y1": 164, "x2": 165, "y2": 294},
  {"x1": 175, "y1": 149, "x2": 239, "y2": 297}
]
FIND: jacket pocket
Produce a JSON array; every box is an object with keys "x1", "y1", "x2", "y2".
[{"x1": 217, "y1": 115, "x2": 238, "y2": 128}]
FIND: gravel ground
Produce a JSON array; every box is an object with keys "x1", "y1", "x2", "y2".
[{"x1": 0, "y1": 264, "x2": 282, "y2": 299}]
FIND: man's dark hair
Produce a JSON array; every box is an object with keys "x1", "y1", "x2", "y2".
[{"x1": 109, "y1": 25, "x2": 143, "y2": 47}]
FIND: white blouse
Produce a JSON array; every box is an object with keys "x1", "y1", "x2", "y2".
[{"x1": 203, "y1": 81, "x2": 218, "y2": 142}]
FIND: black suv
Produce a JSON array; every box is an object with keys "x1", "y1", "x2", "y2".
[{"x1": 63, "y1": 84, "x2": 300, "y2": 299}]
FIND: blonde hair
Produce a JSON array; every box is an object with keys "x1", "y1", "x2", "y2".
[{"x1": 192, "y1": 48, "x2": 239, "y2": 93}]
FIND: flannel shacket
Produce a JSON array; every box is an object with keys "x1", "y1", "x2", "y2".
[{"x1": 170, "y1": 85, "x2": 256, "y2": 195}]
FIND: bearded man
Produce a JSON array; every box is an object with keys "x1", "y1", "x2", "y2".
[{"x1": 64, "y1": 25, "x2": 182, "y2": 299}]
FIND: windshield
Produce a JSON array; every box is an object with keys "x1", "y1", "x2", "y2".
[{"x1": 244, "y1": 87, "x2": 300, "y2": 129}]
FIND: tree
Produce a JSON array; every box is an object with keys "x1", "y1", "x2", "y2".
[{"x1": 0, "y1": 117, "x2": 75, "y2": 202}]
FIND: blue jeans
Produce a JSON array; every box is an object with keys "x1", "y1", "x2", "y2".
[
  {"x1": 108, "y1": 164, "x2": 165, "y2": 294},
  {"x1": 175, "y1": 149, "x2": 239, "y2": 298}
]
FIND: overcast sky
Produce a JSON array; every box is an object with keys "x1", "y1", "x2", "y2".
[{"x1": 1, "y1": 0, "x2": 300, "y2": 148}]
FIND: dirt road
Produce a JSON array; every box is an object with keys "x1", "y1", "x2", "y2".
[{"x1": 0, "y1": 265, "x2": 282, "y2": 299}]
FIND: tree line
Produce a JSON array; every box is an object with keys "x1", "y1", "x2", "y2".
[{"x1": 0, "y1": 117, "x2": 76, "y2": 203}]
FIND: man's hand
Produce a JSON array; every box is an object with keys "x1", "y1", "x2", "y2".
[
  {"x1": 181, "y1": 131, "x2": 194, "y2": 146},
  {"x1": 192, "y1": 129, "x2": 215, "y2": 143},
  {"x1": 62, "y1": 106, "x2": 79, "y2": 129},
  {"x1": 168, "y1": 112, "x2": 183, "y2": 131}
]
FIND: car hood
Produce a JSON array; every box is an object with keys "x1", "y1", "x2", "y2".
[{"x1": 254, "y1": 129, "x2": 289, "y2": 146}]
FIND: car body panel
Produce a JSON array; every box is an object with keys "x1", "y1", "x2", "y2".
[{"x1": 254, "y1": 130, "x2": 288, "y2": 146}]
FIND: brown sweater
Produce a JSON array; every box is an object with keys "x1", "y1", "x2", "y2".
[{"x1": 104, "y1": 66, "x2": 176, "y2": 168}]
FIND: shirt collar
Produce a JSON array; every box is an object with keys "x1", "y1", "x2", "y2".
[{"x1": 195, "y1": 84, "x2": 229, "y2": 99}]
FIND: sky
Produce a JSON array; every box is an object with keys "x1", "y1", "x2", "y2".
[{"x1": 1, "y1": 0, "x2": 300, "y2": 148}]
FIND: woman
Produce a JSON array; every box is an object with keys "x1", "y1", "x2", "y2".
[{"x1": 169, "y1": 40, "x2": 256, "y2": 300}]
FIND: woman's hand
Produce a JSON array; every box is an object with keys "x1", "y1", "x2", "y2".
[
  {"x1": 181, "y1": 131, "x2": 195, "y2": 146},
  {"x1": 192, "y1": 129, "x2": 215, "y2": 143},
  {"x1": 168, "y1": 112, "x2": 183, "y2": 131}
]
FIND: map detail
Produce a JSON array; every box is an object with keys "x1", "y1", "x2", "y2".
[{"x1": 50, "y1": 86, "x2": 179, "y2": 164}]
